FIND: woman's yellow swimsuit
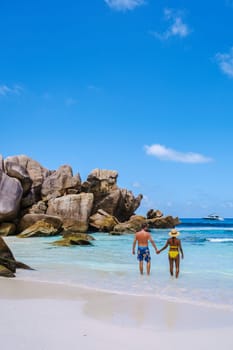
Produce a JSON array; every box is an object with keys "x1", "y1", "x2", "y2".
[{"x1": 169, "y1": 246, "x2": 179, "y2": 259}]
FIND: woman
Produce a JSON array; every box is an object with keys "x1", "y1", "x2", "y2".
[{"x1": 157, "y1": 228, "x2": 184, "y2": 278}]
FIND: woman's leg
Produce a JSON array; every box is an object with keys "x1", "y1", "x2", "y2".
[
  {"x1": 169, "y1": 257, "x2": 174, "y2": 276},
  {"x1": 175, "y1": 255, "x2": 180, "y2": 278}
]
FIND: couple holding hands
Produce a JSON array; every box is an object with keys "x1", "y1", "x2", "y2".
[{"x1": 132, "y1": 223, "x2": 184, "y2": 278}]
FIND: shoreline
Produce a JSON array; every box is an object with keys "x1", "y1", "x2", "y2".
[
  {"x1": 3, "y1": 228, "x2": 233, "y2": 315},
  {"x1": 1, "y1": 277, "x2": 233, "y2": 329},
  {"x1": 4, "y1": 271, "x2": 233, "y2": 312},
  {"x1": 1, "y1": 278, "x2": 233, "y2": 350}
]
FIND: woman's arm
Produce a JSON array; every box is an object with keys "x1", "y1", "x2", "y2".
[
  {"x1": 179, "y1": 241, "x2": 184, "y2": 259},
  {"x1": 157, "y1": 240, "x2": 169, "y2": 254}
]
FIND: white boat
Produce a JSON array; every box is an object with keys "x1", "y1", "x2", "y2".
[{"x1": 203, "y1": 214, "x2": 224, "y2": 221}]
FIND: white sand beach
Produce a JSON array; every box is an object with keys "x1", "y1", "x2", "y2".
[{"x1": 1, "y1": 278, "x2": 233, "y2": 350}]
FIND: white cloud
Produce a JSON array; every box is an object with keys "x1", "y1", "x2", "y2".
[
  {"x1": 170, "y1": 17, "x2": 189, "y2": 37},
  {"x1": 216, "y1": 48, "x2": 233, "y2": 78},
  {"x1": 145, "y1": 144, "x2": 213, "y2": 163},
  {"x1": 104, "y1": 0, "x2": 145, "y2": 11},
  {"x1": 0, "y1": 84, "x2": 23, "y2": 96},
  {"x1": 132, "y1": 181, "x2": 141, "y2": 188},
  {"x1": 151, "y1": 8, "x2": 190, "y2": 40}
]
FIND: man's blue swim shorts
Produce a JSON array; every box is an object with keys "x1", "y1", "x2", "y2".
[{"x1": 137, "y1": 246, "x2": 151, "y2": 262}]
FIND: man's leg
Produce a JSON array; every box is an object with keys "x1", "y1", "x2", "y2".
[
  {"x1": 139, "y1": 260, "x2": 143, "y2": 275},
  {"x1": 146, "y1": 261, "x2": 151, "y2": 275}
]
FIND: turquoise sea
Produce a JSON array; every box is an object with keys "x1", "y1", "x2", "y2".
[{"x1": 4, "y1": 218, "x2": 233, "y2": 311}]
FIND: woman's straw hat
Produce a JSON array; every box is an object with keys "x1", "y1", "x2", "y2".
[{"x1": 168, "y1": 228, "x2": 180, "y2": 237}]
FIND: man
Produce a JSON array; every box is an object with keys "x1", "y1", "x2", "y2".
[
  {"x1": 157, "y1": 228, "x2": 184, "y2": 278},
  {"x1": 132, "y1": 223, "x2": 158, "y2": 275}
]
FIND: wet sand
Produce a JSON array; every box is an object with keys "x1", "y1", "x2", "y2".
[{"x1": 1, "y1": 278, "x2": 233, "y2": 350}]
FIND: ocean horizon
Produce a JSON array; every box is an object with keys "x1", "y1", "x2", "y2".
[{"x1": 4, "y1": 217, "x2": 233, "y2": 311}]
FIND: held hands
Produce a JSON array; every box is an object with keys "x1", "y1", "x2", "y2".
[{"x1": 132, "y1": 250, "x2": 135, "y2": 255}]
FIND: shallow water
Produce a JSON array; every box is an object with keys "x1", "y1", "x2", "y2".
[{"x1": 4, "y1": 219, "x2": 233, "y2": 311}]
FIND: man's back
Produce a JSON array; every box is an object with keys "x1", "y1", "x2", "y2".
[
  {"x1": 136, "y1": 229, "x2": 151, "y2": 247},
  {"x1": 132, "y1": 225, "x2": 158, "y2": 275}
]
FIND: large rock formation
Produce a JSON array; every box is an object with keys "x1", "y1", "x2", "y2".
[
  {"x1": 4, "y1": 161, "x2": 32, "y2": 194},
  {"x1": 0, "y1": 153, "x2": 179, "y2": 236},
  {"x1": 0, "y1": 155, "x2": 4, "y2": 171},
  {"x1": 113, "y1": 189, "x2": 143, "y2": 222},
  {"x1": 4, "y1": 155, "x2": 51, "y2": 209},
  {"x1": 147, "y1": 215, "x2": 180, "y2": 228},
  {"x1": 147, "y1": 209, "x2": 163, "y2": 219},
  {"x1": 52, "y1": 232, "x2": 95, "y2": 246},
  {"x1": 89, "y1": 209, "x2": 119, "y2": 232},
  {"x1": 4, "y1": 155, "x2": 50, "y2": 188},
  {"x1": 84, "y1": 168, "x2": 118, "y2": 194},
  {"x1": 112, "y1": 215, "x2": 146, "y2": 234},
  {"x1": 0, "y1": 170, "x2": 23, "y2": 221},
  {"x1": 41, "y1": 165, "x2": 81, "y2": 201},
  {"x1": 18, "y1": 214, "x2": 62, "y2": 233},
  {"x1": 0, "y1": 223, "x2": 16, "y2": 236},
  {"x1": 83, "y1": 169, "x2": 142, "y2": 222},
  {"x1": 47, "y1": 193, "x2": 94, "y2": 232},
  {"x1": 18, "y1": 220, "x2": 61, "y2": 238},
  {"x1": 0, "y1": 236, "x2": 33, "y2": 277}
]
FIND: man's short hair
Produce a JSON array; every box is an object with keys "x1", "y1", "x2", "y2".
[{"x1": 141, "y1": 223, "x2": 148, "y2": 229}]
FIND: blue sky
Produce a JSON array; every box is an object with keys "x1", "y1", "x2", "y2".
[{"x1": 1, "y1": 0, "x2": 233, "y2": 218}]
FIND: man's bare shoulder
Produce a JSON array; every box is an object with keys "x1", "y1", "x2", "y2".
[
  {"x1": 136, "y1": 230, "x2": 149, "y2": 237},
  {"x1": 136, "y1": 230, "x2": 143, "y2": 237}
]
